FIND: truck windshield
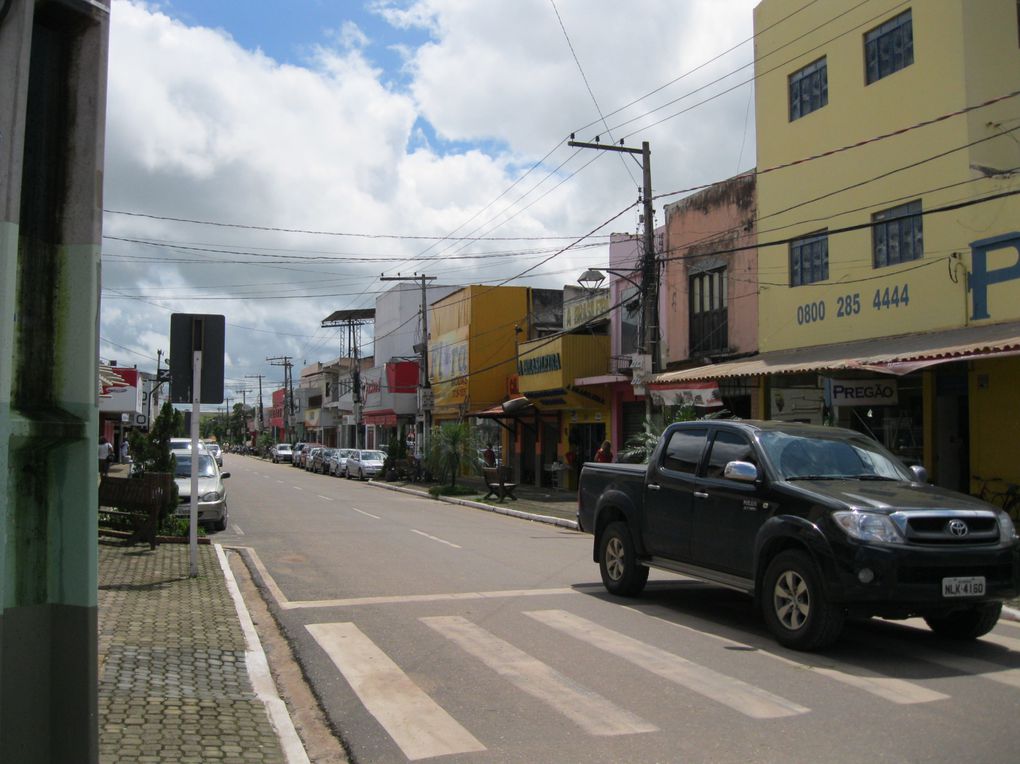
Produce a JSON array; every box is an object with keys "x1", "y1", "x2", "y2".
[{"x1": 759, "y1": 431, "x2": 912, "y2": 482}]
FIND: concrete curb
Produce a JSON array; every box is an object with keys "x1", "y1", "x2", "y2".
[
  {"x1": 215, "y1": 544, "x2": 310, "y2": 764},
  {"x1": 368, "y1": 480, "x2": 580, "y2": 531}
]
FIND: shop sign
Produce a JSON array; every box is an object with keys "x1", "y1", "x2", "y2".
[
  {"x1": 564, "y1": 289, "x2": 611, "y2": 330},
  {"x1": 830, "y1": 379, "x2": 898, "y2": 407},
  {"x1": 518, "y1": 353, "x2": 561, "y2": 376},
  {"x1": 100, "y1": 367, "x2": 142, "y2": 415},
  {"x1": 969, "y1": 232, "x2": 1020, "y2": 320},
  {"x1": 771, "y1": 387, "x2": 824, "y2": 424},
  {"x1": 649, "y1": 381, "x2": 723, "y2": 408}
]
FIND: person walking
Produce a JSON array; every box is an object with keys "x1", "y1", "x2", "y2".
[
  {"x1": 594, "y1": 440, "x2": 613, "y2": 463},
  {"x1": 120, "y1": 438, "x2": 131, "y2": 464},
  {"x1": 98, "y1": 437, "x2": 113, "y2": 476}
]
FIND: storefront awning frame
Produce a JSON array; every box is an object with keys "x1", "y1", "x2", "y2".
[{"x1": 650, "y1": 321, "x2": 1020, "y2": 384}]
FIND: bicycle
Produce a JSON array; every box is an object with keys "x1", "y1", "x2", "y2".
[{"x1": 972, "y1": 474, "x2": 1020, "y2": 519}]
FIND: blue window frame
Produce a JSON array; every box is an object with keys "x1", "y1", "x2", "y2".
[
  {"x1": 873, "y1": 200, "x2": 923, "y2": 268},
  {"x1": 789, "y1": 57, "x2": 828, "y2": 121},
  {"x1": 790, "y1": 232, "x2": 829, "y2": 286},
  {"x1": 865, "y1": 10, "x2": 913, "y2": 84}
]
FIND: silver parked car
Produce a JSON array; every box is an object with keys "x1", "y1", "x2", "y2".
[
  {"x1": 271, "y1": 443, "x2": 293, "y2": 463},
  {"x1": 346, "y1": 449, "x2": 386, "y2": 480},
  {"x1": 173, "y1": 451, "x2": 230, "y2": 531},
  {"x1": 326, "y1": 448, "x2": 354, "y2": 477}
]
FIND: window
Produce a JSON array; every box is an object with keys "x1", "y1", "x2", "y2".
[
  {"x1": 790, "y1": 232, "x2": 829, "y2": 286},
  {"x1": 662, "y1": 428, "x2": 707, "y2": 474},
  {"x1": 705, "y1": 431, "x2": 757, "y2": 480},
  {"x1": 689, "y1": 268, "x2": 728, "y2": 355},
  {"x1": 873, "y1": 200, "x2": 923, "y2": 267},
  {"x1": 789, "y1": 57, "x2": 828, "y2": 121},
  {"x1": 865, "y1": 10, "x2": 913, "y2": 84}
]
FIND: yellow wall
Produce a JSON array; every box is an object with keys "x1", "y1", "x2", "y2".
[
  {"x1": 754, "y1": 0, "x2": 1020, "y2": 352},
  {"x1": 518, "y1": 335, "x2": 611, "y2": 397},
  {"x1": 429, "y1": 285, "x2": 529, "y2": 417},
  {"x1": 969, "y1": 356, "x2": 1020, "y2": 491}
]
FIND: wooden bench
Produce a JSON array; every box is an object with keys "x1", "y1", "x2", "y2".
[
  {"x1": 482, "y1": 466, "x2": 517, "y2": 502},
  {"x1": 98, "y1": 473, "x2": 174, "y2": 549}
]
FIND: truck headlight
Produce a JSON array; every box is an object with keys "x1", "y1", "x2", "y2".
[
  {"x1": 832, "y1": 511, "x2": 903, "y2": 543},
  {"x1": 997, "y1": 512, "x2": 1018, "y2": 540}
]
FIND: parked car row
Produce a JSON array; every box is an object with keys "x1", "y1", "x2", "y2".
[{"x1": 272, "y1": 442, "x2": 385, "y2": 480}]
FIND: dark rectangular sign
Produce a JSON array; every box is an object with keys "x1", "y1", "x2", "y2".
[{"x1": 169, "y1": 314, "x2": 225, "y2": 404}]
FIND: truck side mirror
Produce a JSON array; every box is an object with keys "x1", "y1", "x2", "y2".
[
  {"x1": 909, "y1": 465, "x2": 928, "y2": 483},
  {"x1": 724, "y1": 461, "x2": 759, "y2": 483}
]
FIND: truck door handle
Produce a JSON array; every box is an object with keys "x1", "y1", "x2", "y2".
[
  {"x1": 648, "y1": 483, "x2": 662, "y2": 491},
  {"x1": 694, "y1": 491, "x2": 709, "y2": 499}
]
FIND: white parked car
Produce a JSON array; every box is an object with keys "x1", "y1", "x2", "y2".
[
  {"x1": 271, "y1": 443, "x2": 293, "y2": 463},
  {"x1": 173, "y1": 451, "x2": 230, "y2": 531},
  {"x1": 205, "y1": 441, "x2": 223, "y2": 466},
  {"x1": 346, "y1": 449, "x2": 386, "y2": 480}
]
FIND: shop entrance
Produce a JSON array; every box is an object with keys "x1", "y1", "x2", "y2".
[
  {"x1": 571, "y1": 422, "x2": 606, "y2": 464},
  {"x1": 934, "y1": 365, "x2": 969, "y2": 493}
]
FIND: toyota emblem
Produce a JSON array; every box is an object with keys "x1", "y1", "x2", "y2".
[{"x1": 946, "y1": 519, "x2": 969, "y2": 537}]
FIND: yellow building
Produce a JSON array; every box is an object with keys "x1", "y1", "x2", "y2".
[
  {"x1": 517, "y1": 334, "x2": 612, "y2": 488},
  {"x1": 751, "y1": 0, "x2": 1020, "y2": 491},
  {"x1": 428, "y1": 285, "x2": 528, "y2": 421}
]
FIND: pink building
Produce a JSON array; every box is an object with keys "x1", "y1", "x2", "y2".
[{"x1": 652, "y1": 173, "x2": 760, "y2": 417}]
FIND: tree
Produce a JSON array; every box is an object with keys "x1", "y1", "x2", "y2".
[
  {"x1": 126, "y1": 401, "x2": 181, "y2": 527},
  {"x1": 425, "y1": 421, "x2": 480, "y2": 489}
]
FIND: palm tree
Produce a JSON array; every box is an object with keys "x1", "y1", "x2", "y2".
[{"x1": 426, "y1": 421, "x2": 480, "y2": 490}]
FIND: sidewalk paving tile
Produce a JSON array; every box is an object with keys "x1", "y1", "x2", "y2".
[{"x1": 98, "y1": 541, "x2": 286, "y2": 763}]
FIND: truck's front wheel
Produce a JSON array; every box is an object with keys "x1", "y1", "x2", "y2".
[
  {"x1": 924, "y1": 603, "x2": 1001, "y2": 640},
  {"x1": 599, "y1": 522, "x2": 648, "y2": 597},
  {"x1": 762, "y1": 550, "x2": 844, "y2": 650}
]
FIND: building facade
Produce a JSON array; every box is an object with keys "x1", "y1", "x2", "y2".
[{"x1": 750, "y1": 0, "x2": 1020, "y2": 489}]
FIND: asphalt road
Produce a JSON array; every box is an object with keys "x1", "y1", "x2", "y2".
[{"x1": 220, "y1": 454, "x2": 1020, "y2": 764}]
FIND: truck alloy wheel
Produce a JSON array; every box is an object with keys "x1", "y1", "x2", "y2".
[
  {"x1": 762, "y1": 550, "x2": 844, "y2": 651},
  {"x1": 599, "y1": 522, "x2": 648, "y2": 597}
]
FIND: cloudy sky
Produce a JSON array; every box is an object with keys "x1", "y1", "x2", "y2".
[{"x1": 100, "y1": 0, "x2": 760, "y2": 408}]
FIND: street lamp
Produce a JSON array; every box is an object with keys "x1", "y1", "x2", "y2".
[{"x1": 577, "y1": 266, "x2": 642, "y2": 293}]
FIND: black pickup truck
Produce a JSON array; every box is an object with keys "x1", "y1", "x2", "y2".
[{"x1": 577, "y1": 420, "x2": 1020, "y2": 650}]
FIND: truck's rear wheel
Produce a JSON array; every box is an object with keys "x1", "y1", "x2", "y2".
[
  {"x1": 599, "y1": 522, "x2": 648, "y2": 597},
  {"x1": 762, "y1": 550, "x2": 844, "y2": 650},
  {"x1": 924, "y1": 603, "x2": 1001, "y2": 640}
]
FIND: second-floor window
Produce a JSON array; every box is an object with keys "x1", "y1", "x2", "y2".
[
  {"x1": 689, "y1": 268, "x2": 728, "y2": 355},
  {"x1": 873, "y1": 200, "x2": 923, "y2": 267},
  {"x1": 790, "y1": 231, "x2": 829, "y2": 286},
  {"x1": 789, "y1": 57, "x2": 827, "y2": 121},
  {"x1": 865, "y1": 10, "x2": 913, "y2": 84}
]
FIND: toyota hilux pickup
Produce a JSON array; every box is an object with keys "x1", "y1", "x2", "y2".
[{"x1": 577, "y1": 420, "x2": 1020, "y2": 650}]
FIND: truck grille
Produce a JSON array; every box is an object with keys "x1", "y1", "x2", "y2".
[{"x1": 892, "y1": 511, "x2": 1001, "y2": 545}]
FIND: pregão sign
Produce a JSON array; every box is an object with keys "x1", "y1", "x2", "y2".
[{"x1": 830, "y1": 379, "x2": 898, "y2": 407}]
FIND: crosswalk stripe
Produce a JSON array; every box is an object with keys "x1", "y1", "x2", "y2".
[
  {"x1": 306, "y1": 622, "x2": 485, "y2": 760},
  {"x1": 635, "y1": 604, "x2": 949, "y2": 705},
  {"x1": 421, "y1": 615, "x2": 657, "y2": 737},
  {"x1": 901, "y1": 617, "x2": 1020, "y2": 653},
  {"x1": 525, "y1": 609, "x2": 808, "y2": 719}
]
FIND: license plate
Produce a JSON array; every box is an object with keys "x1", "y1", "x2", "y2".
[{"x1": 942, "y1": 576, "x2": 985, "y2": 597}]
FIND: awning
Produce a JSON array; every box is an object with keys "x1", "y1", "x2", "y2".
[
  {"x1": 651, "y1": 321, "x2": 1020, "y2": 384},
  {"x1": 363, "y1": 409, "x2": 397, "y2": 426},
  {"x1": 469, "y1": 397, "x2": 535, "y2": 418}
]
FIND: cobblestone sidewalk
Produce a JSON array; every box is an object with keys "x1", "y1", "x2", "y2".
[{"x1": 98, "y1": 542, "x2": 287, "y2": 763}]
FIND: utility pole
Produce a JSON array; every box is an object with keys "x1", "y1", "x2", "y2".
[
  {"x1": 380, "y1": 273, "x2": 436, "y2": 459},
  {"x1": 233, "y1": 385, "x2": 254, "y2": 443},
  {"x1": 266, "y1": 357, "x2": 293, "y2": 442},
  {"x1": 568, "y1": 137, "x2": 659, "y2": 375},
  {"x1": 245, "y1": 374, "x2": 265, "y2": 438}
]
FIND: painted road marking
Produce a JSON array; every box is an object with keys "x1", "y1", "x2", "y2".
[
  {"x1": 421, "y1": 615, "x2": 656, "y2": 736},
  {"x1": 317, "y1": 495, "x2": 333, "y2": 502},
  {"x1": 350, "y1": 507, "x2": 380, "y2": 519},
  {"x1": 636, "y1": 604, "x2": 949, "y2": 705},
  {"x1": 411, "y1": 529, "x2": 462, "y2": 549},
  {"x1": 526, "y1": 609, "x2": 808, "y2": 719},
  {"x1": 901, "y1": 617, "x2": 1020, "y2": 653},
  {"x1": 307, "y1": 622, "x2": 485, "y2": 761},
  {"x1": 292, "y1": 486, "x2": 303, "y2": 491},
  {"x1": 232, "y1": 524, "x2": 245, "y2": 536}
]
